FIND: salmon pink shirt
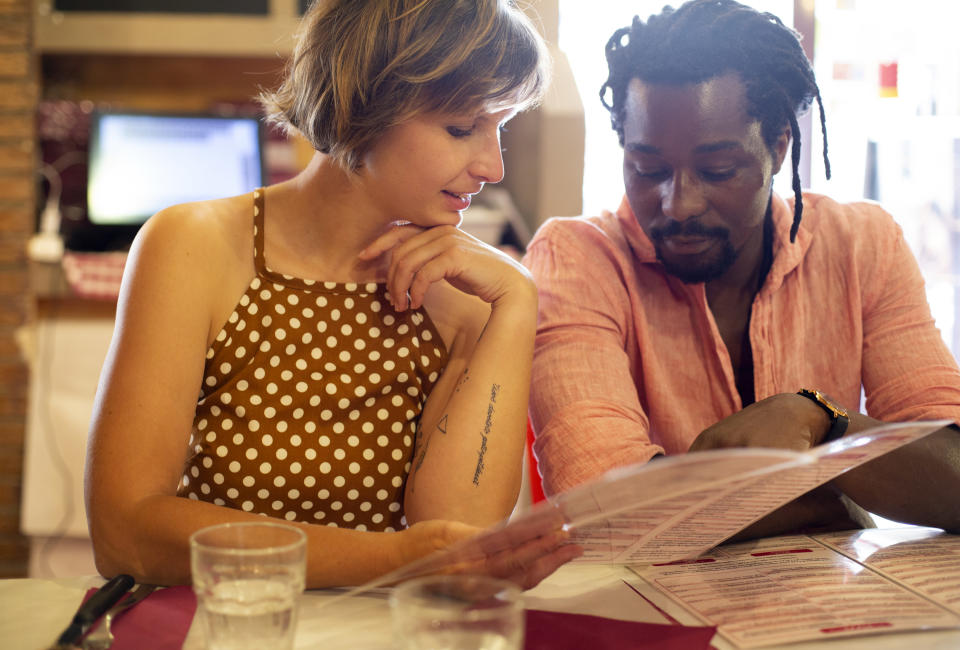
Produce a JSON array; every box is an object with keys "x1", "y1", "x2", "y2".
[{"x1": 523, "y1": 192, "x2": 960, "y2": 495}]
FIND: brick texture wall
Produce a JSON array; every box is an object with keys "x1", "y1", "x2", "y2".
[{"x1": 0, "y1": 0, "x2": 35, "y2": 577}]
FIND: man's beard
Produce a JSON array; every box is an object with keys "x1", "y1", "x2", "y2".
[{"x1": 650, "y1": 220, "x2": 737, "y2": 284}]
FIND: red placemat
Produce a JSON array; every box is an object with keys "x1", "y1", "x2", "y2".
[
  {"x1": 525, "y1": 609, "x2": 716, "y2": 650},
  {"x1": 82, "y1": 585, "x2": 196, "y2": 650}
]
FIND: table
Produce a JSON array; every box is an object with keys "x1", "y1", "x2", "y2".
[{"x1": 2, "y1": 560, "x2": 959, "y2": 650}]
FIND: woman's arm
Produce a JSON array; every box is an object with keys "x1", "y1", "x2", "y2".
[
  {"x1": 86, "y1": 207, "x2": 547, "y2": 588},
  {"x1": 359, "y1": 225, "x2": 537, "y2": 526}
]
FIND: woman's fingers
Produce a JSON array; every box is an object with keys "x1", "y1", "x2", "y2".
[{"x1": 357, "y1": 222, "x2": 428, "y2": 261}]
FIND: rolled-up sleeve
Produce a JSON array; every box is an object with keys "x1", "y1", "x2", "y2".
[{"x1": 523, "y1": 218, "x2": 662, "y2": 495}]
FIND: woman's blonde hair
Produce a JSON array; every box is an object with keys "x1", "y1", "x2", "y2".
[{"x1": 260, "y1": 0, "x2": 550, "y2": 170}]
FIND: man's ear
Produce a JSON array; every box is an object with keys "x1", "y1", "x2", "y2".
[{"x1": 771, "y1": 126, "x2": 791, "y2": 175}]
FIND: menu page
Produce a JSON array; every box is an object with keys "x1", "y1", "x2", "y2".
[
  {"x1": 331, "y1": 421, "x2": 943, "y2": 602},
  {"x1": 568, "y1": 421, "x2": 945, "y2": 564},
  {"x1": 816, "y1": 527, "x2": 960, "y2": 611},
  {"x1": 628, "y1": 535, "x2": 960, "y2": 648}
]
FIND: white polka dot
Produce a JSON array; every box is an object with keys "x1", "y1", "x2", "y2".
[
  {"x1": 378, "y1": 463, "x2": 390, "y2": 474},
  {"x1": 216, "y1": 445, "x2": 228, "y2": 457},
  {"x1": 333, "y1": 448, "x2": 346, "y2": 460},
  {"x1": 369, "y1": 373, "x2": 381, "y2": 384},
  {"x1": 242, "y1": 501, "x2": 254, "y2": 512},
  {"x1": 372, "y1": 513, "x2": 383, "y2": 523},
  {"x1": 289, "y1": 433, "x2": 301, "y2": 446},
  {"x1": 333, "y1": 476, "x2": 346, "y2": 487},
  {"x1": 392, "y1": 476, "x2": 404, "y2": 488},
  {"x1": 305, "y1": 448, "x2": 317, "y2": 460},
  {"x1": 362, "y1": 475, "x2": 375, "y2": 487},
  {"x1": 326, "y1": 383, "x2": 337, "y2": 395},
  {"x1": 361, "y1": 502, "x2": 373, "y2": 512},
  {"x1": 290, "y1": 462, "x2": 302, "y2": 474},
  {"x1": 321, "y1": 409, "x2": 333, "y2": 421},
  {"x1": 245, "y1": 448, "x2": 258, "y2": 460},
  {"x1": 391, "y1": 421, "x2": 403, "y2": 433},
  {"x1": 392, "y1": 449, "x2": 404, "y2": 461},
  {"x1": 388, "y1": 502, "x2": 401, "y2": 513},
  {"x1": 362, "y1": 422, "x2": 374, "y2": 434},
  {"x1": 257, "y1": 488, "x2": 269, "y2": 499},
  {"x1": 349, "y1": 410, "x2": 360, "y2": 421},
  {"x1": 320, "y1": 462, "x2": 331, "y2": 474},
  {"x1": 333, "y1": 422, "x2": 345, "y2": 434},
  {"x1": 377, "y1": 435, "x2": 389, "y2": 447},
  {"x1": 276, "y1": 448, "x2": 288, "y2": 460},
  {"x1": 319, "y1": 435, "x2": 331, "y2": 447},
  {"x1": 343, "y1": 512, "x2": 355, "y2": 523},
  {"x1": 377, "y1": 409, "x2": 389, "y2": 420},
  {"x1": 398, "y1": 347, "x2": 409, "y2": 358},
  {"x1": 259, "y1": 462, "x2": 272, "y2": 474},
  {"x1": 243, "y1": 476, "x2": 256, "y2": 488},
  {"x1": 318, "y1": 488, "x2": 330, "y2": 499},
  {"x1": 304, "y1": 476, "x2": 316, "y2": 487},
  {"x1": 274, "y1": 476, "x2": 286, "y2": 487},
  {"x1": 261, "y1": 434, "x2": 273, "y2": 446},
  {"x1": 348, "y1": 462, "x2": 360, "y2": 474},
  {"x1": 331, "y1": 500, "x2": 343, "y2": 510},
  {"x1": 227, "y1": 488, "x2": 239, "y2": 499}
]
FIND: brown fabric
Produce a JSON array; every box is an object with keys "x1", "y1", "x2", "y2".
[{"x1": 178, "y1": 189, "x2": 449, "y2": 531}]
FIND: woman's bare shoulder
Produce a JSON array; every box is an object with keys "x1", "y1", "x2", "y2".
[{"x1": 120, "y1": 194, "x2": 257, "y2": 335}]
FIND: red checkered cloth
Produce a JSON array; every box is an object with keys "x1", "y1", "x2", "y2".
[{"x1": 61, "y1": 251, "x2": 128, "y2": 300}]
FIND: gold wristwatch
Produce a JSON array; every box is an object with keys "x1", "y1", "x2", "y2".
[{"x1": 797, "y1": 389, "x2": 849, "y2": 443}]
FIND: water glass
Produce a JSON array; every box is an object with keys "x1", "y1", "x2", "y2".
[
  {"x1": 190, "y1": 521, "x2": 307, "y2": 650},
  {"x1": 390, "y1": 574, "x2": 524, "y2": 650}
]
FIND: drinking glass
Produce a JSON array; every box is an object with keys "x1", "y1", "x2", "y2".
[
  {"x1": 390, "y1": 574, "x2": 524, "y2": 650},
  {"x1": 190, "y1": 521, "x2": 307, "y2": 650}
]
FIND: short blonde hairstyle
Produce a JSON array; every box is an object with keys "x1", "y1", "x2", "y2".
[{"x1": 260, "y1": 0, "x2": 550, "y2": 170}]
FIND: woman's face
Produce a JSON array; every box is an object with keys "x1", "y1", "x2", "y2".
[{"x1": 355, "y1": 106, "x2": 517, "y2": 227}]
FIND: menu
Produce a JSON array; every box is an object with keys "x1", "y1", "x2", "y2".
[
  {"x1": 628, "y1": 528, "x2": 960, "y2": 647},
  {"x1": 336, "y1": 420, "x2": 945, "y2": 598}
]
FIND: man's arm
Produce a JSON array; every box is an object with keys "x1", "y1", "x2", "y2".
[{"x1": 524, "y1": 219, "x2": 662, "y2": 495}]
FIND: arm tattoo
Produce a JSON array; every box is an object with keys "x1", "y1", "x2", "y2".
[
  {"x1": 454, "y1": 367, "x2": 470, "y2": 394},
  {"x1": 473, "y1": 383, "x2": 500, "y2": 486}
]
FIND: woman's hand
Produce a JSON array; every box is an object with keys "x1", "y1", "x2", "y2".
[
  {"x1": 395, "y1": 518, "x2": 582, "y2": 590},
  {"x1": 358, "y1": 224, "x2": 534, "y2": 311}
]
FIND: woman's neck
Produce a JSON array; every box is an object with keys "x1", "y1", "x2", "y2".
[{"x1": 261, "y1": 153, "x2": 391, "y2": 282}]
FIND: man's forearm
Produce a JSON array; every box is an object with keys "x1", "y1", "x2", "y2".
[{"x1": 833, "y1": 418, "x2": 960, "y2": 532}]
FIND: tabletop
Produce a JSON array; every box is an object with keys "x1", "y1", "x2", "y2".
[{"x1": 2, "y1": 560, "x2": 959, "y2": 649}]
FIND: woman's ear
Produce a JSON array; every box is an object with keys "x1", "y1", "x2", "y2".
[{"x1": 771, "y1": 126, "x2": 791, "y2": 175}]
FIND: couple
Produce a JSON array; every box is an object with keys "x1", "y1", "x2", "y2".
[{"x1": 85, "y1": 0, "x2": 960, "y2": 590}]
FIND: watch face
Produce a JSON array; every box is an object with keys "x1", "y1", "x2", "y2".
[{"x1": 802, "y1": 389, "x2": 848, "y2": 419}]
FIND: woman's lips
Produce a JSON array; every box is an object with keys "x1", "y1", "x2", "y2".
[{"x1": 443, "y1": 190, "x2": 471, "y2": 211}]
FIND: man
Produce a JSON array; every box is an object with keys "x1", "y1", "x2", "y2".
[{"x1": 524, "y1": 0, "x2": 960, "y2": 536}]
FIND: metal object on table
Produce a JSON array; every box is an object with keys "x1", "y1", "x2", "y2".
[
  {"x1": 81, "y1": 583, "x2": 159, "y2": 650},
  {"x1": 51, "y1": 574, "x2": 135, "y2": 649}
]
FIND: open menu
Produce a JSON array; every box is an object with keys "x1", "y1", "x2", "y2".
[
  {"x1": 331, "y1": 420, "x2": 947, "y2": 600},
  {"x1": 627, "y1": 527, "x2": 960, "y2": 647}
]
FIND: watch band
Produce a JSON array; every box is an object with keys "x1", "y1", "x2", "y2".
[{"x1": 797, "y1": 389, "x2": 849, "y2": 443}]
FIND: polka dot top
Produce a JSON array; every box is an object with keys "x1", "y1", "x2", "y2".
[{"x1": 177, "y1": 189, "x2": 449, "y2": 532}]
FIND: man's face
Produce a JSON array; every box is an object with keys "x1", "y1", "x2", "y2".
[{"x1": 621, "y1": 73, "x2": 787, "y2": 284}]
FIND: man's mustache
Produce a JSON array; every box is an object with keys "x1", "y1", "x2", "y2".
[{"x1": 651, "y1": 220, "x2": 728, "y2": 241}]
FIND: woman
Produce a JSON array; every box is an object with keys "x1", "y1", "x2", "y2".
[{"x1": 85, "y1": 0, "x2": 578, "y2": 588}]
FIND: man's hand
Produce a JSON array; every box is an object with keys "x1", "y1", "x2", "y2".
[{"x1": 689, "y1": 393, "x2": 833, "y2": 452}]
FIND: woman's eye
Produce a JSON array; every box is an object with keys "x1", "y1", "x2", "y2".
[{"x1": 447, "y1": 126, "x2": 473, "y2": 138}]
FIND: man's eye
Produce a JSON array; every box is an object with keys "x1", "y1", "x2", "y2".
[
  {"x1": 447, "y1": 126, "x2": 473, "y2": 138},
  {"x1": 700, "y1": 168, "x2": 736, "y2": 181},
  {"x1": 632, "y1": 167, "x2": 668, "y2": 180}
]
